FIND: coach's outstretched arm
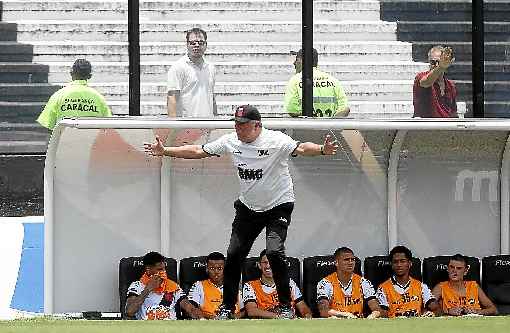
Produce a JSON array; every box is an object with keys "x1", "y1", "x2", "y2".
[
  {"x1": 294, "y1": 134, "x2": 338, "y2": 156},
  {"x1": 144, "y1": 135, "x2": 210, "y2": 159}
]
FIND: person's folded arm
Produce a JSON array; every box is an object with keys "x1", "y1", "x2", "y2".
[
  {"x1": 244, "y1": 301, "x2": 278, "y2": 319},
  {"x1": 179, "y1": 298, "x2": 206, "y2": 319}
]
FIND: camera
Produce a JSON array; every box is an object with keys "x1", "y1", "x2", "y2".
[{"x1": 443, "y1": 46, "x2": 454, "y2": 60}]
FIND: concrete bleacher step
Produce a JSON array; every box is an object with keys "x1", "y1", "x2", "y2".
[
  {"x1": 380, "y1": 0, "x2": 510, "y2": 22},
  {"x1": 43, "y1": 61, "x2": 430, "y2": 82},
  {"x1": 0, "y1": 139, "x2": 48, "y2": 154},
  {"x1": 456, "y1": 81, "x2": 510, "y2": 101},
  {"x1": 0, "y1": 83, "x2": 61, "y2": 102},
  {"x1": 410, "y1": 41, "x2": 510, "y2": 62},
  {"x1": 0, "y1": 101, "x2": 45, "y2": 123},
  {"x1": 478, "y1": 102, "x2": 510, "y2": 118},
  {"x1": 12, "y1": 98, "x2": 493, "y2": 119},
  {"x1": 15, "y1": 80, "x2": 507, "y2": 108},
  {"x1": 203, "y1": 80, "x2": 417, "y2": 102},
  {"x1": 24, "y1": 41, "x2": 415, "y2": 63},
  {"x1": 13, "y1": 20, "x2": 399, "y2": 42},
  {"x1": 447, "y1": 62, "x2": 510, "y2": 81},
  {"x1": 0, "y1": 22, "x2": 17, "y2": 41},
  {"x1": 90, "y1": 80, "x2": 416, "y2": 102},
  {"x1": 0, "y1": 42, "x2": 35, "y2": 62},
  {"x1": 108, "y1": 100, "x2": 420, "y2": 119},
  {"x1": 0, "y1": 123, "x2": 48, "y2": 141},
  {"x1": 0, "y1": 123, "x2": 48, "y2": 153},
  {"x1": 0, "y1": 63, "x2": 50, "y2": 83},
  {"x1": 0, "y1": 0, "x2": 382, "y2": 21},
  {"x1": 396, "y1": 21, "x2": 510, "y2": 42}
]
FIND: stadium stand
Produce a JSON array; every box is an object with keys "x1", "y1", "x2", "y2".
[
  {"x1": 118, "y1": 256, "x2": 177, "y2": 318},
  {"x1": 363, "y1": 255, "x2": 422, "y2": 290},
  {"x1": 302, "y1": 255, "x2": 362, "y2": 316},
  {"x1": 178, "y1": 256, "x2": 208, "y2": 294},
  {"x1": 380, "y1": 0, "x2": 510, "y2": 117},
  {"x1": 422, "y1": 255, "x2": 480, "y2": 289},
  {"x1": 241, "y1": 256, "x2": 301, "y2": 287},
  {"x1": 0, "y1": 2, "x2": 59, "y2": 154},
  {"x1": 482, "y1": 255, "x2": 510, "y2": 315},
  {"x1": 0, "y1": 0, "x2": 443, "y2": 118}
]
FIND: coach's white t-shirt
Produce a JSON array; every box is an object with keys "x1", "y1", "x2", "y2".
[{"x1": 202, "y1": 128, "x2": 299, "y2": 212}]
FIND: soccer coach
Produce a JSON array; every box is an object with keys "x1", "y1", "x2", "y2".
[{"x1": 144, "y1": 105, "x2": 338, "y2": 319}]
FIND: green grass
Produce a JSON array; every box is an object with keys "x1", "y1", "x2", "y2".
[{"x1": 0, "y1": 317, "x2": 509, "y2": 333}]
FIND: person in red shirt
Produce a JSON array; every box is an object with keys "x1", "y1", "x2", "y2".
[{"x1": 413, "y1": 46, "x2": 457, "y2": 118}]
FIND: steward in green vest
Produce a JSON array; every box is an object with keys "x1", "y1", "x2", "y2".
[
  {"x1": 37, "y1": 58, "x2": 112, "y2": 130},
  {"x1": 284, "y1": 48, "x2": 349, "y2": 118}
]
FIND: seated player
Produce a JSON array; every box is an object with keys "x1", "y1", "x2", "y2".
[
  {"x1": 243, "y1": 250, "x2": 312, "y2": 319},
  {"x1": 317, "y1": 247, "x2": 382, "y2": 319},
  {"x1": 431, "y1": 253, "x2": 497, "y2": 316},
  {"x1": 125, "y1": 251, "x2": 184, "y2": 320},
  {"x1": 376, "y1": 246, "x2": 440, "y2": 318},
  {"x1": 180, "y1": 252, "x2": 244, "y2": 319}
]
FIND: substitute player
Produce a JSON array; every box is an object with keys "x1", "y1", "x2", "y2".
[
  {"x1": 317, "y1": 247, "x2": 382, "y2": 319},
  {"x1": 376, "y1": 246, "x2": 440, "y2": 318},
  {"x1": 144, "y1": 105, "x2": 338, "y2": 319},
  {"x1": 243, "y1": 250, "x2": 312, "y2": 319},
  {"x1": 180, "y1": 252, "x2": 244, "y2": 319},
  {"x1": 125, "y1": 252, "x2": 184, "y2": 320},
  {"x1": 431, "y1": 254, "x2": 497, "y2": 316}
]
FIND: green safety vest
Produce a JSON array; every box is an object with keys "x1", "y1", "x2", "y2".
[
  {"x1": 37, "y1": 80, "x2": 112, "y2": 130},
  {"x1": 284, "y1": 68, "x2": 348, "y2": 117}
]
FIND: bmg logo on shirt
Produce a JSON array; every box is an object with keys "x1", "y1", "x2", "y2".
[
  {"x1": 258, "y1": 149, "x2": 269, "y2": 156},
  {"x1": 238, "y1": 167, "x2": 263, "y2": 180}
]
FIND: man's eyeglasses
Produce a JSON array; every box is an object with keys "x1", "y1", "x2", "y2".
[
  {"x1": 188, "y1": 40, "x2": 206, "y2": 46},
  {"x1": 429, "y1": 59, "x2": 440, "y2": 66}
]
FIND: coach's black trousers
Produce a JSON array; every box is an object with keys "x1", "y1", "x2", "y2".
[{"x1": 222, "y1": 199, "x2": 294, "y2": 310}]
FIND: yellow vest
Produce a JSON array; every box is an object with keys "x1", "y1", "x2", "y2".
[
  {"x1": 439, "y1": 281, "x2": 481, "y2": 313},
  {"x1": 249, "y1": 280, "x2": 280, "y2": 311},
  {"x1": 248, "y1": 279, "x2": 295, "y2": 312},
  {"x1": 380, "y1": 278, "x2": 423, "y2": 317},
  {"x1": 325, "y1": 273, "x2": 364, "y2": 317},
  {"x1": 200, "y1": 279, "x2": 223, "y2": 317},
  {"x1": 200, "y1": 279, "x2": 240, "y2": 316}
]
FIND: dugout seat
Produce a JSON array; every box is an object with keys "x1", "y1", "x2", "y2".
[
  {"x1": 118, "y1": 255, "x2": 177, "y2": 318},
  {"x1": 179, "y1": 256, "x2": 209, "y2": 294},
  {"x1": 482, "y1": 255, "x2": 510, "y2": 315},
  {"x1": 302, "y1": 255, "x2": 362, "y2": 317},
  {"x1": 242, "y1": 256, "x2": 301, "y2": 287},
  {"x1": 363, "y1": 255, "x2": 422, "y2": 290},
  {"x1": 422, "y1": 255, "x2": 480, "y2": 289}
]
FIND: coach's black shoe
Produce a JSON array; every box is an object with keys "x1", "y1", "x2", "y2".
[
  {"x1": 277, "y1": 304, "x2": 295, "y2": 319},
  {"x1": 214, "y1": 304, "x2": 234, "y2": 320}
]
